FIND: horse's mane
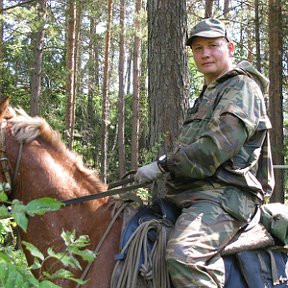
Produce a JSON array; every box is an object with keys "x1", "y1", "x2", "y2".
[
  {"x1": 10, "y1": 108, "x2": 61, "y2": 145},
  {"x1": 8, "y1": 107, "x2": 107, "y2": 192}
]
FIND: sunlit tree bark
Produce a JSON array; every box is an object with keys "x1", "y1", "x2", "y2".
[
  {"x1": 147, "y1": 0, "x2": 188, "y2": 196},
  {"x1": 205, "y1": 0, "x2": 213, "y2": 18},
  {"x1": 254, "y1": 0, "x2": 261, "y2": 71},
  {"x1": 131, "y1": 0, "x2": 142, "y2": 171},
  {"x1": 30, "y1": 0, "x2": 47, "y2": 116},
  {"x1": 65, "y1": 0, "x2": 81, "y2": 149},
  {"x1": 268, "y1": 0, "x2": 284, "y2": 202},
  {"x1": 101, "y1": 0, "x2": 113, "y2": 182},
  {"x1": 117, "y1": 0, "x2": 126, "y2": 177}
]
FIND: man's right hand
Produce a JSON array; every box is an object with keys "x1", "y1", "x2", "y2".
[{"x1": 134, "y1": 161, "x2": 165, "y2": 184}]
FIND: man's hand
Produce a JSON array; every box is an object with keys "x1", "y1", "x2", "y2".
[{"x1": 134, "y1": 162, "x2": 165, "y2": 184}]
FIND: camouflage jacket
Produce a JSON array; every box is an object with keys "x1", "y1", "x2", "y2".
[{"x1": 166, "y1": 61, "x2": 275, "y2": 204}]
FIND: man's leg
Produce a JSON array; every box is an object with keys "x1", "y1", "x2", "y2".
[{"x1": 166, "y1": 200, "x2": 240, "y2": 288}]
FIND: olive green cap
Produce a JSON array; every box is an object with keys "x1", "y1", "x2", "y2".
[{"x1": 186, "y1": 18, "x2": 230, "y2": 46}]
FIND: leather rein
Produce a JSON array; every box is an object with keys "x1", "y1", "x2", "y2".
[{"x1": 0, "y1": 120, "x2": 147, "y2": 204}]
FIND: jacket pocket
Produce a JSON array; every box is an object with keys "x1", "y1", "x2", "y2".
[{"x1": 221, "y1": 187, "x2": 258, "y2": 223}]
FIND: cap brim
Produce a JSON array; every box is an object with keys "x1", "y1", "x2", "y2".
[{"x1": 186, "y1": 31, "x2": 226, "y2": 46}]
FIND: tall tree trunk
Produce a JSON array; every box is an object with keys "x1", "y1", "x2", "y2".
[
  {"x1": 0, "y1": 0, "x2": 4, "y2": 100},
  {"x1": 223, "y1": 0, "x2": 230, "y2": 18},
  {"x1": 268, "y1": 0, "x2": 284, "y2": 202},
  {"x1": 87, "y1": 16, "x2": 96, "y2": 146},
  {"x1": 205, "y1": 0, "x2": 213, "y2": 18},
  {"x1": 65, "y1": 0, "x2": 81, "y2": 149},
  {"x1": 30, "y1": 0, "x2": 47, "y2": 116},
  {"x1": 246, "y1": 4, "x2": 254, "y2": 62},
  {"x1": 117, "y1": 0, "x2": 126, "y2": 178},
  {"x1": 254, "y1": 0, "x2": 261, "y2": 72},
  {"x1": 131, "y1": 0, "x2": 142, "y2": 171},
  {"x1": 139, "y1": 0, "x2": 148, "y2": 162},
  {"x1": 125, "y1": 48, "x2": 132, "y2": 95},
  {"x1": 147, "y1": 0, "x2": 188, "y2": 197},
  {"x1": 101, "y1": 0, "x2": 113, "y2": 182},
  {"x1": 239, "y1": 1, "x2": 244, "y2": 48},
  {"x1": 147, "y1": 0, "x2": 188, "y2": 154}
]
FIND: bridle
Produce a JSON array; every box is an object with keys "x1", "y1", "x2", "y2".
[{"x1": 0, "y1": 120, "x2": 23, "y2": 200}]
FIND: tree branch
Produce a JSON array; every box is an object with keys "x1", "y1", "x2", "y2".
[{"x1": 2, "y1": 0, "x2": 38, "y2": 12}]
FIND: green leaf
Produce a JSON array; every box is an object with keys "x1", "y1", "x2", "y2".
[
  {"x1": 44, "y1": 269, "x2": 86, "y2": 285},
  {"x1": 73, "y1": 249, "x2": 96, "y2": 263},
  {"x1": 29, "y1": 258, "x2": 42, "y2": 270},
  {"x1": 10, "y1": 200, "x2": 28, "y2": 231},
  {"x1": 44, "y1": 268, "x2": 74, "y2": 279},
  {"x1": 12, "y1": 210, "x2": 28, "y2": 232},
  {"x1": 72, "y1": 234, "x2": 91, "y2": 248},
  {"x1": 26, "y1": 198, "x2": 64, "y2": 216},
  {"x1": 0, "y1": 251, "x2": 12, "y2": 264},
  {"x1": 0, "y1": 206, "x2": 10, "y2": 218},
  {"x1": 61, "y1": 231, "x2": 91, "y2": 249},
  {"x1": 22, "y1": 241, "x2": 44, "y2": 261},
  {"x1": 0, "y1": 191, "x2": 8, "y2": 202},
  {"x1": 0, "y1": 262, "x2": 9, "y2": 284},
  {"x1": 47, "y1": 248, "x2": 81, "y2": 269},
  {"x1": 39, "y1": 280, "x2": 62, "y2": 288},
  {"x1": 47, "y1": 248, "x2": 65, "y2": 261},
  {"x1": 61, "y1": 230, "x2": 76, "y2": 246},
  {"x1": 65, "y1": 255, "x2": 81, "y2": 270},
  {"x1": 0, "y1": 262, "x2": 39, "y2": 288}
]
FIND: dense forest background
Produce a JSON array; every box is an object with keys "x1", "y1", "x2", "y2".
[{"x1": 0, "y1": 0, "x2": 287, "y2": 201}]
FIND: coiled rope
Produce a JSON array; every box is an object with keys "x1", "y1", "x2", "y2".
[{"x1": 111, "y1": 218, "x2": 172, "y2": 288}]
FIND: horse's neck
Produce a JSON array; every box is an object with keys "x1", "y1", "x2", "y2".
[
  {"x1": 21, "y1": 200, "x2": 120, "y2": 287},
  {"x1": 4, "y1": 118, "x2": 123, "y2": 287}
]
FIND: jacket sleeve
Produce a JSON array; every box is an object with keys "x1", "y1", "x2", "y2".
[{"x1": 167, "y1": 113, "x2": 248, "y2": 179}]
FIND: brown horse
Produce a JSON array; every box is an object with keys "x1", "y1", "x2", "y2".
[
  {"x1": 1, "y1": 97, "x2": 287, "y2": 288},
  {"x1": 0, "y1": 97, "x2": 123, "y2": 288}
]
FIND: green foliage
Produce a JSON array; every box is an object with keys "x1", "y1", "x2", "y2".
[
  {"x1": 0, "y1": 230, "x2": 95, "y2": 287},
  {"x1": 0, "y1": 262, "x2": 42, "y2": 288},
  {"x1": 187, "y1": 54, "x2": 203, "y2": 101},
  {"x1": 9, "y1": 198, "x2": 64, "y2": 232},
  {"x1": 0, "y1": 196, "x2": 96, "y2": 286},
  {"x1": 22, "y1": 230, "x2": 94, "y2": 285}
]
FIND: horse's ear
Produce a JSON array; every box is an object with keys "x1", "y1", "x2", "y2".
[{"x1": 0, "y1": 96, "x2": 11, "y2": 120}]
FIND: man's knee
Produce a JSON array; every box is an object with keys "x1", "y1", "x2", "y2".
[
  {"x1": 166, "y1": 237, "x2": 187, "y2": 264},
  {"x1": 166, "y1": 257, "x2": 203, "y2": 288},
  {"x1": 166, "y1": 256, "x2": 182, "y2": 275}
]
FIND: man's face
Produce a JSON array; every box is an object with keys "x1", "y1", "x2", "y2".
[{"x1": 191, "y1": 37, "x2": 235, "y2": 85}]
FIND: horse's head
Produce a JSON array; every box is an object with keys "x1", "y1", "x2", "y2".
[
  {"x1": 0, "y1": 97, "x2": 56, "y2": 202},
  {"x1": 0, "y1": 97, "x2": 48, "y2": 199},
  {"x1": 0, "y1": 96, "x2": 17, "y2": 198}
]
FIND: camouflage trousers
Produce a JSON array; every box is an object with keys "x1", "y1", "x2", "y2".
[{"x1": 166, "y1": 189, "x2": 258, "y2": 288}]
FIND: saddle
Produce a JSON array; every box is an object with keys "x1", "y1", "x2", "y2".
[
  {"x1": 111, "y1": 199, "x2": 179, "y2": 288},
  {"x1": 111, "y1": 199, "x2": 288, "y2": 288}
]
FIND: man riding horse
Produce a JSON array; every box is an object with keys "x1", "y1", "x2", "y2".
[{"x1": 135, "y1": 18, "x2": 274, "y2": 288}]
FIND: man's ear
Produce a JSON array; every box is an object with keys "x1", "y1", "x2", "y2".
[{"x1": 228, "y1": 41, "x2": 235, "y2": 57}]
